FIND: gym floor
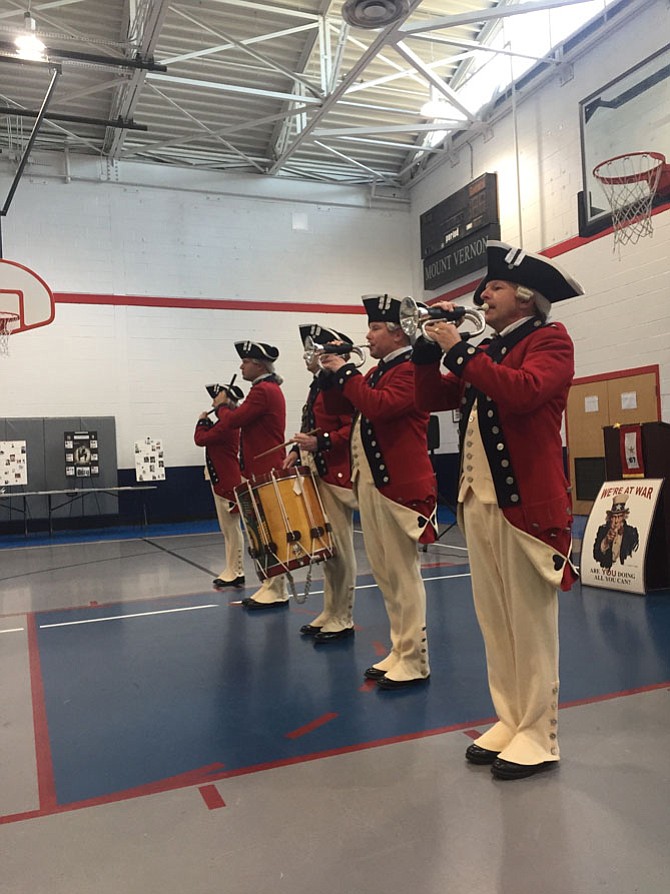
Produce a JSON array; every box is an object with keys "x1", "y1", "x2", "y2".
[{"x1": 1, "y1": 519, "x2": 669, "y2": 894}]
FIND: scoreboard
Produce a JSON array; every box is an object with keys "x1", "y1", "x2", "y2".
[{"x1": 420, "y1": 173, "x2": 500, "y2": 291}]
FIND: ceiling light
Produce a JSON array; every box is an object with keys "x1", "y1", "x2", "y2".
[
  {"x1": 420, "y1": 98, "x2": 467, "y2": 122},
  {"x1": 15, "y1": 11, "x2": 45, "y2": 61},
  {"x1": 342, "y1": 0, "x2": 410, "y2": 30}
]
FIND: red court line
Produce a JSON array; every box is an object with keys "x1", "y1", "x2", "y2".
[
  {"x1": 199, "y1": 785, "x2": 226, "y2": 810},
  {"x1": 286, "y1": 712, "x2": 338, "y2": 740},
  {"x1": 26, "y1": 613, "x2": 58, "y2": 813},
  {"x1": 463, "y1": 729, "x2": 483, "y2": 740},
  {"x1": 2, "y1": 681, "x2": 668, "y2": 826}
]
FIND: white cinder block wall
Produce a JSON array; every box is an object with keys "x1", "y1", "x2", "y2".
[
  {"x1": 410, "y1": 0, "x2": 670, "y2": 454},
  {"x1": 0, "y1": 169, "x2": 411, "y2": 469}
]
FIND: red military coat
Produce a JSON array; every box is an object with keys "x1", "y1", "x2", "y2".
[
  {"x1": 194, "y1": 418, "x2": 241, "y2": 500},
  {"x1": 324, "y1": 351, "x2": 437, "y2": 541},
  {"x1": 214, "y1": 376, "x2": 286, "y2": 477},
  {"x1": 290, "y1": 374, "x2": 353, "y2": 489},
  {"x1": 414, "y1": 319, "x2": 576, "y2": 589}
]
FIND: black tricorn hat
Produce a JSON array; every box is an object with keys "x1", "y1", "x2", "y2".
[
  {"x1": 206, "y1": 382, "x2": 244, "y2": 401},
  {"x1": 234, "y1": 340, "x2": 280, "y2": 362},
  {"x1": 299, "y1": 323, "x2": 353, "y2": 348},
  {"x1": 473, "y1": 241, "x2": 584, "y2": 306},
  {"x1": 362, "y1": 294, "x2": 404, "y2": 324}
]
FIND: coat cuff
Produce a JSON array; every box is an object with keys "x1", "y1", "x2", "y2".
[
  {"x1": 442, "y1": 340, "x2": 481, "y2": 376},
  {"x1": 335, "y1": 363, "x2": 360, "y2": 389},
  {"x1": 411, "y1": 336, "x2": 443, "y2": 366}
]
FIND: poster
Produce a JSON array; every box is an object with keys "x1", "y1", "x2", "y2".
[
  {"x1": 134, "y1": 437, "x2": 166, "y2": 482},
  {"x1": 0, "y1": 440, "x2": 28, "y2": 487},
  {"x1": 580, "y1": 479, "x2": 664, "y2": 595},
  {"x1": 65, "y1": 431, "x2": 99, "y2": 478}
]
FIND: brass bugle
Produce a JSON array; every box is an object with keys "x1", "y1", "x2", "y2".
[
  {"x1": 303, "y1": 335, "x2": 368, "y2": 369},
  {"x1": 399, "y1": 296, "x2": 488, "y2": 342}
]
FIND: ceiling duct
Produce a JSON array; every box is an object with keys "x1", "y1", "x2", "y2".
[{"x1": 341, "y1": 0, "x2": 410, "y2": 29}]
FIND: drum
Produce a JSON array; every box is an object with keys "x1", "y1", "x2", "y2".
[{"x1": 235, "y1": 467, "x2": 336, "y2": 580}]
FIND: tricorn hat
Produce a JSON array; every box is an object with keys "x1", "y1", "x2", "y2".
[
  {"x1": 234, "y1": 340, "x2": 279, "y2": 362},
  {"x1": 473, "y1": 241, "x2": 584, "y2": 306},
  {"x1": 362, "y1": 294, "x2": 404, "y2": 324},
  {"x1": 299, "y1": 323, "x2": 353, "y2": 348},
  {"x1": 206, "y1": 382, "x2": 244, "y2": 401}
]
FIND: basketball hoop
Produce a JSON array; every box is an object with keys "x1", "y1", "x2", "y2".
[
  {"x1": 593, "y1": 151, "x2": 670, "y2": 249},
  {"x1": 0, "y1": 311, "x2": 20, "y2": 358}
]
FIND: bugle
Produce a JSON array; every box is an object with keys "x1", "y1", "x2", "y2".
[
  {"x1": 399, "y1": 296, "x2": 488, "y2": 342},
  {"x1": 303, "y1": 335, "x2": 368, "y2": 369}
]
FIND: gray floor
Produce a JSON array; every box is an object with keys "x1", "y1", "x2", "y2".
[{"x1": 1, "y1": 526, "x2": 669, "y2": 894}]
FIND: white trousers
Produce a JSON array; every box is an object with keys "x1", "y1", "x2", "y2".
[
  {"x1": 462, "y1": 492, "x2": 560, "y2": 765},
  {"x1": 211, "y1": 487, "x2": 244, "y2": 581},
  {"x1": 309, "y1": 480, "x2": 357, "y2": 633},
  {"x1": 355, "y1": 466, "x2": 429, "y2": 682}
]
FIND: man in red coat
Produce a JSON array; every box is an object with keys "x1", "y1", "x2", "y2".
[
  {"x1": 320, "y1": 295, "x2": 437, "y2": 689},
  {"x1": 284, "y1": 324, "x2": 358, "y2": 643},
  {"x1": 213, "y1": 341, "x2": 288, "y2": 609},
  {"x1": 194, "y1": 381, "x2": 245, "y2": 589},
  {"x1": 413, "y1": 241, "x2": 584, "y2": 779}
]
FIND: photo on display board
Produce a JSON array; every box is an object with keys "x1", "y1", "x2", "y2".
[
  {"x1": 134, "y1": 437, "x2": 166, "y2": 482},
  {"x1": 0, "y1": 440, "x2": 28, "y2": 487},
  {"x1": 64, "y1": 431, "x2": 99, "y2": 479}
]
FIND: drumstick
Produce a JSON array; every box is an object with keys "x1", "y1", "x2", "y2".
[{"x1": 254, "y1": 428, "x2": 321, "y2": 459}]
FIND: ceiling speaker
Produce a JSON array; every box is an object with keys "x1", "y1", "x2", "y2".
[{"x1": 341, "y1": 0, "x2": 411, "y2": 30}]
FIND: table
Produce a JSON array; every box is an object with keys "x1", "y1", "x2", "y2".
[{"x1": 0, "y1": 486, "x2": 158, "y2": 535}]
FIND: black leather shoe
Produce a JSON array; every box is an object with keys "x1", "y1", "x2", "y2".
[
  {"x1": 243, "y1": 598, "x2": 289, "y2": 611},
  {"x1": 213, "y1": 575, "x2": 245, "y2": 589},
  {"x1": 490, "y1": 758, "x2": 557, "y2": 780},
  {"x1": 465, "y1": 744, "x2": 500, "y2": 765},
  {"x1": 314, "y1": 628, "x2": 355, "y2": 643},
  {"x1": 299, "y1": 624, "x2": 322, "y2": 636},
  {"x1": 376, "y1": 675, "x2": 430, "y2": 690},
  {"x1": 364, "y1": 666, "x2": 387, "y2": 681}
]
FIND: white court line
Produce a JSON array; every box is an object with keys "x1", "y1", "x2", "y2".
[
  {"x1": 0, "y1": 627, "x2": 25, "y2": 634},
  {"x1": 39, "y1": 604, "x2": 219, "y2": 629}
]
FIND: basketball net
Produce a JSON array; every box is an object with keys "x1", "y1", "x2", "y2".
[
  {"x1": 593, "y1": 152, "x2": 666, "y2": 251},
  {"x1": 0, "y1": 312, "x2": 19, "y2": 358}
]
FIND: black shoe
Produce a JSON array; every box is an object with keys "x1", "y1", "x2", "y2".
[
  {"x1": 213, "y1": 575, "x2": 245, "y2": 589},
  {"x1": 376, "y1": 675, "x2": 430, "y2": 690},
  {"x1": 465, "y1": 744, "x2": 500, "y2": 765},
  {"x1": 490, "y1": 758, "x2": 557, "y2": 780},
  {"x1": 364, "y1": 666, "x2": 387, "y2": 681},
  {"x1": 243, "y1": 598, "x2": 289, "y2": 611},
  {"x1": 299, "y1": 624, "x2": 322, "y2": 636},
  {"x1": 314, "y1": 627, "x2": 355, "y2": 643}
]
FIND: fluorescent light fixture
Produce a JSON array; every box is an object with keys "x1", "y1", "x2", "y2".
[
  {"x1": 16, "y1": 12, "x2": 45, "y2": 61},
  {"x1": 420, "y1": 87, "x2": 468, "y2": 122}
]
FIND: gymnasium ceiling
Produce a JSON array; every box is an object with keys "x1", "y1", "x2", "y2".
[{"x1": 0, "y1": 0, "x2": 619, "y2": 190}]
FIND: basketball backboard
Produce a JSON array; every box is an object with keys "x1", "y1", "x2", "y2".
[
  {"x1": 579, "y1": 43, "x2": 670, "y2": 236},
  {"x1": 0, "y1": 259, "x2": 55, "y2": 332}
]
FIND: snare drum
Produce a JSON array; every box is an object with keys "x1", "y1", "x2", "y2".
[{"x1": 235, "y1": 467, "x2": 336, "y2": 580}]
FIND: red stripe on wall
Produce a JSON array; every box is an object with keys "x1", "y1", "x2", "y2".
[{"x1": 54, "y1": 293, "x2": 366, "y2": 314}]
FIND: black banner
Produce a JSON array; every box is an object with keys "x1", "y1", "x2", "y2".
[{"x1": 423, "y1": 223, "x2": 499, "y2": 291}]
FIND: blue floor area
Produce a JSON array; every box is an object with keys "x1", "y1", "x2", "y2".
[{"x1": 35, "y1": 571, "x2": 670, "y2": 807}]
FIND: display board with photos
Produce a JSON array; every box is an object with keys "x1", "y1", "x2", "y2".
[
  {"x1": 0, "y1": 440, "x2": 28, "y2": 487},
  {"x1": 580, "y1": 479, "x2": 664, "y2": 595},
  {"x1": 64, "y1": 431, "x2": 99, "y2": 479},
  {"x1": 134, "y1": 437, "x2": 166, "y2": 482}
]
